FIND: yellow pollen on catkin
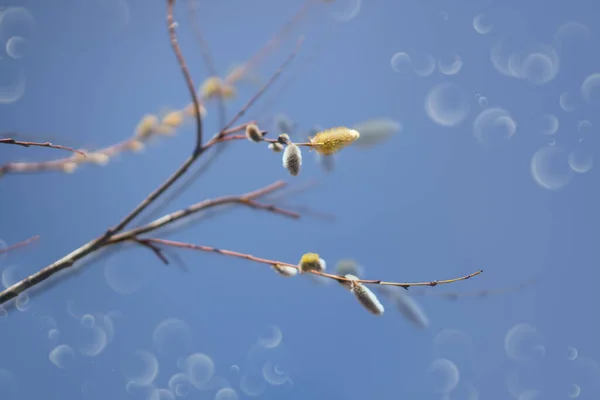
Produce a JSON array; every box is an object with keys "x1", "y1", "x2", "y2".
[
  {"x1": 184, "y1": 103, "x2": 207, "y2": 118},
  {"x1": 135, "y1": 114, "x2": 159, "y2": 138},
  {"x1": 308, "y1": 126, "x2": 360, "y2": 156},
  {"x1": 299, "y1": 252, "x2": 324, "y2": 273},
  {"x1": 162, "y1": 111, "x2": 184, "y2": 128},
  {"x1": 128, "y1": 140, "x2": 145, "y2": 152},
  {"x1": 200, "y1": 77, "x2": 237, "y2": 100}
]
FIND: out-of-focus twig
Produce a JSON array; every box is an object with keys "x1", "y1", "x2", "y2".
[
  {"x1": 0, "y1": 235, "x2": 40, "y2": 255},
  {"x1": 409, "y1": 278, "x2": 538, "y2": 300},
  {"x1": 0, "y1": 138, "x2": 86, "y2": 157}
]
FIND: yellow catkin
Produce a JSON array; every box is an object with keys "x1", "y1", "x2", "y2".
[
  {"x1": 135, "y1": 114, "x2": 159, "y2": 138},
  {"x1": 162, "y1": 111, "x2": 184, "y2": 128},
  {"x1": 299, "y1": 253, "x2": 324, "y2": 273},
  {"x1": 184, "y1": 103, "x2": 207, "y2": 118},
  {"x1": 200, "y1": 77, "x2": 237, "y2": 100},
  {"x1": 128, "y1": 140, "x2": 145, "y2": 152},
  {"x1": 308, "y1": 126, "x2": 360, "y2": 156}
]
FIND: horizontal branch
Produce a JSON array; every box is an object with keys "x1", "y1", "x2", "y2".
[
  {"x1": 0, "y1": 138, "x2": 86, "y2": 156},
  {"x1": 142, "y1": 238, "x2": 483, "y2": 289},
  {"x1": 0, "y1": 180, "x2": 297, "y2": 306}
]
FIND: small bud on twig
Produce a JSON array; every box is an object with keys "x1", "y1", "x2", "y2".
[
  {"x1": 135, "y1": 114, "x2": 159, "y2": 138},
  {"x1": 271, "y1": 263, "x2": 298, "y2": 277},
  {"x1": 245, "y1": 124, "x2": 263, "y2": 143},
  {"x1": 268, "y1": 142, "x2": 283, "y2": 152},
  {"x1": 277, "y1": 133, "x2": 291, "y2": 145},
  {"x1": 162, "y1": 110, "x2": 185, "y2": 128}
]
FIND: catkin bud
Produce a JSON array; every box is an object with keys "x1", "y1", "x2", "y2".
[
  {"x1": 271, "y1": 264, "x2": 298, "y2": 277},
  {"x1": 298, "y1": 253, "x2": 326, "y2": 273},
  {"x1": 62, "y1": 162, "x2": 78, "y2": 174},
  {"x1": 309, "y1": 126, "x2": 360, "y2": 156},
  {"x1": 344, "y1": 275, "x2": 384, "y2": 316},
  {"x1": 128, "y1": 140, "x2": 145, "y2": 152},
  {"x1": 162, "y1": 110, "x2": 184, "y2": 128},
  {"x1": 184, "y1": 103, "x2": 207, "y2": 118},
  {"x1": 268, "y1": 142, "x2": 283, "y2": 152},
  {"x1": 200, "y1": 77, "x2": 237, "y2": 100},
  {"x1": 282, "y1": 143, "x2": 302, "y2": 176},
  {"x1": 352, "y1": 282, "x2": 385, "y2": 315},
  {"x1": 245, "y1": 124, "x2": 263, "y2": 142},
  {"x1": 277, "y1": 134, "x2": 291, "y2": 145},
  {"x1": 87, "y1": 152, "x2": 110, "y2": 166},
  {"x1": 135, "y1": 114, "x2": 159, "y2": 138}
]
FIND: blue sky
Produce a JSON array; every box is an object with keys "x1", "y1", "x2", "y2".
[{"x1": 1, "y1": 0, "x2": 599, "y2": 399}]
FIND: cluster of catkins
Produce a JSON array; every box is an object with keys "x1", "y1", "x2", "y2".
[
  {"x1": 270, "y1": 253, "x2": 385, "y2": 316},
  {"x1": 245, "y1": 123, "x2": 360, "y2": 177}
]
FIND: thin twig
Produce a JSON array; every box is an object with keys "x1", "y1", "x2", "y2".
[
  {"x1": 137, "y1": 121, "x2": 258, "y2": 226},
  {"x1": 0, "y1": 138, "x2": 86, "y2": 157},
  {"x1": 144, "y1": 0, "x2": 318, "y2": 221},
  {"x1": 132, "y1": 238, "x2": 170, "y2": 265},
  {"x1": 125, "y1": 37, "x2": 302, "y2": 232},
  {"x1": 143, "y1": 238, "x2": 483, "y2": 289},
  {"x1": 0, "y1": 180, "x2": 296, "y2": 305},
  {"x1": 103, "y1": 0, "x2": 205, "y2": 238},
  {"x1": 409, "y1": 278, "x2": 538, "y2": 300},
  {"x1": 0, "y1": 235, "x2": 40, "y2": 255}
]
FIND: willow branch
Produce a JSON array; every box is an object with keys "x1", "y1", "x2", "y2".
[
  {"x1": 0, "y1": 235, "x2": 40, "y2": 255},
  {"x1": 0, "y1": 1, "x2": 305, "y2": 307},
  {"x1": 0, "y1": 180, "x2": 297, "y2": 306},
  {"x1": 142, "y1": 238, "x2": 483, "y2": 289},
  {"x1": 0, "y1": 138, "x2": 86, "y2": 156},
  {"x1": 102, "y1": 0, "x2": 205, "y2": 238},
  {"x1": 147, "y1": 0, "x2": 318, "y2": 221}
]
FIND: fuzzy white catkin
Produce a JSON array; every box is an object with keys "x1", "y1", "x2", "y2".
[
  {"x1": 346, "y1": 275, "x2": 384, "y2": 315},
  {"x1": 282, "y1": 143, "x2": 302, "y2": 176},
  {"x1": 268, "y1": 142, "x2": 283, "y2": 152},
  {"x1": 271, "y1": 264, "x2": 298, "y2": 277}
]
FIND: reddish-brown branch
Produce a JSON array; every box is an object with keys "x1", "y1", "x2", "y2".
[
  {"x1": 0, "y1": 235, "x2": 40, "y2": 255},
  {"x1": 0, "y1": 179, "x2": 297, "y2": 305},
  {"x1": 0, "y1": 138, "x2": 86, "y2": 157},
  {"x1": 142, "y1": 238, "x2": 483, "y2": 289}
]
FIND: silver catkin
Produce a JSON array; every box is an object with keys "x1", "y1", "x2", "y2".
[
  {"x1": 350, "y1": 280, "x2": 385, "y2": 316},
  {"x1": 282, "y1": 143, "x2": 302, "y2": 176},
  {"x1": 268, "y1": 142, "x2": 284, "y2": 152},
  {"x1": 271, "y1": 264, "x2": 298, "y2": 277}
]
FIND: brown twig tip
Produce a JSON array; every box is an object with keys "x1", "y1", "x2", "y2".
[
  {"x1": 132, "y1": 238, "x2": 170, "y2": 265},
  {"x1": 0, "y1": 235, "x2": 41, "y2": 255},
  {"x1": 0, "y1": 138, "x2": 87, "y2": 157}
]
